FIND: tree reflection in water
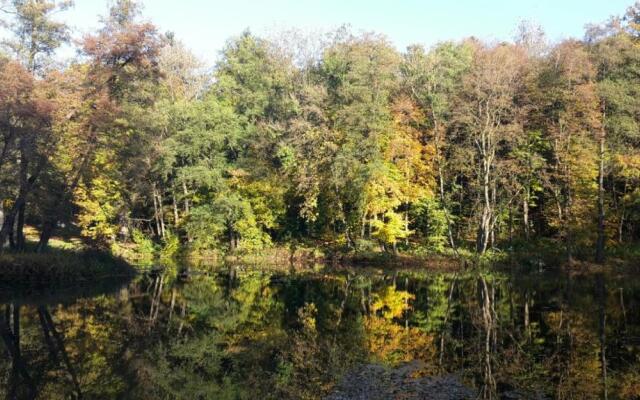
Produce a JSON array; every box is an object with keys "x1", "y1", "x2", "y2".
[{"x1": 0, "y1": 266, "x2": 639, "y2": 399}]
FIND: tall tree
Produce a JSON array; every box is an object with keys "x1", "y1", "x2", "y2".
[
  {"x1": 454, "y1": 43, "x2": 525, "y2": 253},
  {"x1": 0, "y1": 0, "x2": 72, "y2": 73},
  {"x1": 401, "y1": 41, "x2": 472, "y2": 249},
  {"x1": 535, "y1": 41, "x2": 601, "y2": 262},
  {"x1": 0, "y1": 0, "x2": 71, "y2": 251},
  {"x1": 36, "y1": 0, "x2": 162, "y2": 250}
]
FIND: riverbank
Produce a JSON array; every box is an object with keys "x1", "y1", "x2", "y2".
[
  {"x1": 0, "y1": 249, "x2": 136, "y2": 285},
  {"x1": 134, "y1": 238, "x2": 640, "y2": 274},
  {"x1": 326, "y1": 361, "x2": 474, "y2": 400},
  {"x1": 207, "y1": 240, "x2": 639, "y2": 272},
  {"x1": 3, "y1": 224, "x2": 637, "y2": 284},
  {"x1": 181, "y1": 246, "x2": 468, "y2": 272}
]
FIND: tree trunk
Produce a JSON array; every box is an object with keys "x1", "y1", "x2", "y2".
[
  {"x1": 524, "y1": 291, "x2": 531, "y2": 342},
  {"x1": 523, "y1": 187, "x2": 530, "y2": 239},
  {"x1": 404, "y1": 207, "x2": 409, "y2": 247},
  {"x1": 618, "y1": 212, "x2": 625, "y2": 243},
  {"x1": 565, "y1": 179, "x2": 573, "y2": 264},
  {"x1": 0, "y1": 196, "x2": 4, "y2": 230},
  {"x1": 490, "y1": 182, "x2": 497, "y2": 250},
  {"x1": 152, "y1": 184, "x2": 161, "y2": 238},
  {"x1": 167, "y1": 288, "x2": 177, "y2": 332},
  {"x1": 619, "y1": 287, "x2": 627, "y2": 330},
  {"x1": 433, "y1": 115, "x2": 456, "y2": 251},
  {"x1": 596, "y1": 132, "x2": 606, "y2": 264},
  {"x1": 477, "y1": 161, "x2": 492, "y2": 254},
  {"x1": 345, "y1": 226, "x2": 353, "y2": 249},
  {"x1": 0, "y1": 198, "x2": 25, "y2": 253},
  {"x1": 182, "y1": 181, "x2": 190, "y2": 214},
  {"x1": 508, "y1": 203, "x2": 513, "y2": 245},
  {"x1": 0, "y1": 151, "x2": 30, "y2": 252},
  {"x1": 1, "y1": 212, "x2": 16, "y2": 251},
  {"x1": 0, "y1": 149, "x2": 46, "y2": 253},
  {"x1": 172, "y1": 191, "x2": 179, "y2": 225},
  {"x1": 618, "y1": 180, "x2": 627, "y2": 243},
  {"x1": 14, "y1": 146, "x2": 29, "y2": 252},
  {"x1": 36, "y1": 219, "x2": 55, "y2": 253},
  {"x1": 564, "y1": 133, "x2": 574, "y2": 264},
  {"x1": 228, "y1": 225, "x2": 236, "y2": 251},
  {"x1": 15, "y1": 203, "x2": 25, "y2": 251},
  {"x1": 0, "y1": 128, "x2": 15, "y2": 172},
  {"x1": 158, "y1": 188, "x2": 166, "y2": 239}
]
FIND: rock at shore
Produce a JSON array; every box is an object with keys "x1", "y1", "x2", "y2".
[{"x1": 325, "y1": 361, "x2": 474, "y2": 400}]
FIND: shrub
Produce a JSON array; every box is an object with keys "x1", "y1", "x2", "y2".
[{"x1": 132, "y1": 229, "x2": 157, "y2": 259}]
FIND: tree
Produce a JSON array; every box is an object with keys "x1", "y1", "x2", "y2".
[
  {"x1": 535, "y1": 41, "x2": 601, "y2": 262},
  {"x1": 0, "y1": 59, "x2": 41, "y2": 249},
  {"x1": 454, "y1": 43, "x2": 525, "y2": 253},
  {"x1": 401, "y1": 41, "x2": 472, "y2": 249},
  {"x1": 36, "y1": 0, "x2": 162, "y2": 250},
  {"x1": 2, "y1": 1, "x2": 639, "y2": 262},
  {"x1": 589, "y1": 16, "x2": 640, "y2": 261},
  {"x1": 0, "y1": 0, "x2": 73, "y2": 74},
  {"x1": 0, "y1": 0, "x2": 71, "y2": 251},
  {"x1": 315, "y1": 33, "x2": 401, "y2": 246}
]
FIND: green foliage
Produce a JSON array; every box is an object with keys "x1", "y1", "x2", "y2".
[
  {"x1": 184, "y1": 204, "x2": 226, "y2": 250},
  {"x1": 0, "y1": 0, "x2": 73, "y2": 72},
  {"x1": 1, "y1": 2, "x2": 639, "y2": 265},
  {"x1": 160, "y1": 230, "x2": 180, "y2": 259},
  {"x1": 354, "y1": 239, "x2": 378, "y2": 253},
  {"x1": 131, "y1": 228, "x2": 156, "y2": 258},
  {"x1": 412, "y1": 198, "x2": 449, "y2": 252}
]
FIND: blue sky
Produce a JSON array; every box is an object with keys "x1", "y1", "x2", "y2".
[{"x1": 11, "y1": 0, "x2": 639, "y2": 64}]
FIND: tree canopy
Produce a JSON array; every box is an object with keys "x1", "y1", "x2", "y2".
[{"x1": 1, "y1": 0, "x2": 639, "y2": 263}]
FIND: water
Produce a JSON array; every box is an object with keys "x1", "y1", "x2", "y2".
[{"x1": 0, "y1": 264, "x2": 639, "y2": 399}]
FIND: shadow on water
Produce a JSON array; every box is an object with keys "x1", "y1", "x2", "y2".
[{"x1": 0, "y1": 262, "x2": 639, "y2": 399}]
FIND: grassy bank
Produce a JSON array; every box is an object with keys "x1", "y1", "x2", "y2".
[
  {"x1": 179, "y1": 243, "x2": 469, "y2": 271},
  {"x1": 0, "y1": 248, "x2": 136, "y2": 285}
]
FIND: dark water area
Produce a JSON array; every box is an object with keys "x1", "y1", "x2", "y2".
[{"x1": 1, "y1": 264, "x2": 639, "y2": 399}]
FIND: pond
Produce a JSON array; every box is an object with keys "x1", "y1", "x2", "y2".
[{"x1": 0, "y1": 264, "x2": 639, "y2": 399}]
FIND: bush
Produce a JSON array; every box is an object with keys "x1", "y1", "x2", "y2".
[
  {"x1": 355, "y1": 238, "x2": 378, "y2": 253},
  {"x1": 132, "y1": 229, "x2": 157, "y2": 258},
  {"x1": 160, "y1": 230, "x2": 181, "y2": 259},
  {"x1": 412, "y1": 198, "x2": 449, "y2": 253}
]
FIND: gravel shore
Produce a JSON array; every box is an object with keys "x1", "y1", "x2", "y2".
[{"x1": 325, "y1": 361, "x2": 474, "y2": 400}]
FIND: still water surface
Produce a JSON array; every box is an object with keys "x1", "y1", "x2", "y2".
[{"x1": 1, "y1": 264, "x2": 639, "y2": 399}]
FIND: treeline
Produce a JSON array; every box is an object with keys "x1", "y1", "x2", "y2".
[{"x1": 1, "y1": 0, "x2": 639, "y2": 262}]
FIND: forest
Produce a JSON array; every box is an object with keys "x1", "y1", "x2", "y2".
[
  {"x1": 2, "y1": 1, "x2": 640, "y2": 399},
  {"x1": 1, "y1": 0, "x2": 640, "y2": 265}
]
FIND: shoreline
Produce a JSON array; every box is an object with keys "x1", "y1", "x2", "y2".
[{"x1": 1, "y1": 242, "x2": 637, "y2": 285}]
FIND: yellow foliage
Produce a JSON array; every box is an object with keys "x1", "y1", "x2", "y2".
[
  {"x1": 74, "y1": 151, "x2": 123, "y2": 243},
  {"x1": 618, "y1": 370, "x2": 640, "y2": 399},
  {"x1": 371, "y1": 211, "x2": 411, "y2": 246},
  {"x1": 365, "y1": 316, "x2": 435, "y2": 365},
  {"x1": 615, "y1": 152, "x2": 640, "y2": 180},
  {"x1": 371, "y1": 286, "x2": 415, "y2": 320}
]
